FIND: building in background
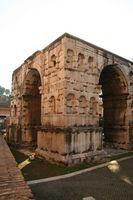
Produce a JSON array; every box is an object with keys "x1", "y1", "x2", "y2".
[{"x1": 0, "y1": 106, "x2": 10, "y2": 132}]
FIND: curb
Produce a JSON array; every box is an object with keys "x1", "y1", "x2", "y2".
[{"x1": 27, "y1": 155, "x2": 133, "y2": 185}]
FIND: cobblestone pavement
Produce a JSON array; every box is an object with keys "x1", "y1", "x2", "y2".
[
  {"x1": 0, "y1": 135, "x2": 34, "y2": 200},
  {"x1": 30, "y1": 157, "x2": 133, "y2": 200}
]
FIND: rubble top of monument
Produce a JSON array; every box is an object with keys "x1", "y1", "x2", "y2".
[{"x1": 13, "y1": 32, "x2": 133, "y2": 75}]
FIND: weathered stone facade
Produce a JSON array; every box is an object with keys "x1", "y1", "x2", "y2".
[{"x1": 9, "y1": 33, "x2": 133, "y2": 165}]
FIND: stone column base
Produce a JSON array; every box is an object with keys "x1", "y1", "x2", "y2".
[{"x1": 35, "y1": 148, "x2": 106, "y2": 166}]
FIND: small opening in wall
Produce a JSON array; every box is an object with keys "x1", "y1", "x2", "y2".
[
  {"x1": 14, "y1": 105, "x2": 17, "y2": 116},
  {"x1": 78, "y1": 53, "x2": 84, "y2": 67},
  {"x1": 51, "y1": 55, "x2": 57, "y2": 67},
  {"x1": 66, "y1": 49, "x2": 74, "y2": 66},
  {"x1": 88, "y1": 56, "x2": 93, "y2": 63}
]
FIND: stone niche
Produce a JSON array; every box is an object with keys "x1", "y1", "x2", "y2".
[{"x1": 9, "y1": 33, "x2": 133, "y2": 165}]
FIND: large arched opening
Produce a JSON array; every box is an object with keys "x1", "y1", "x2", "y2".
[
  {"x1": 22, "y1": 68, "x2": 41, "y2": 147},
  {"x1": 99, "y1": 65, "x2": 129, "y2": 149}
]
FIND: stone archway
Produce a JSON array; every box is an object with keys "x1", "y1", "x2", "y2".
[
  {"x1": 99, "y1": 65, "x2": 129, "y2": 149},
  {"x1": 22, "y1": 68, "x2": 41, "y2": 147},
  {"x1": 9, "y1": 33, "x2": 133, "y2": 164}
]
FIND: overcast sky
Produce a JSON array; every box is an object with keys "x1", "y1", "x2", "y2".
[{"x1": 0, "y1": 0, "x2": 133, "y2": 89}]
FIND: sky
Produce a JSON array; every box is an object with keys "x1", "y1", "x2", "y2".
[{"x1": 0, "y1": 0, "x2": 133, "y2": 90}]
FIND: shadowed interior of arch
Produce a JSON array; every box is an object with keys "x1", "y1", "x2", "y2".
[
  {"x1": 22, "y1": 69, "x2": 41, "y2": 147},
  {"x1": 99, "y1": 65, "x2": 129, "y2": 149}
]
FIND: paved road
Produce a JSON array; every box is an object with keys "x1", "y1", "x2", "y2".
[{"x1": 30, "y1": 157, "x2": 133, "y2": 200}]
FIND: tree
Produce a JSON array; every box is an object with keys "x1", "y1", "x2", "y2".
[
  {"x1": 0, "y1": 85, "x2": 11, "y2": 106},
  {"x1": 0, "y1": 86, "x2": 5, "y2": 96},
  {"x1": 5, "y1": 89, "x2": 10, "y2": 96}
]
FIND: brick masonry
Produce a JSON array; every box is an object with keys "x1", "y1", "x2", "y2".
[{"x1": 0, "y1": 135, "x2": 34, "y2": 200}]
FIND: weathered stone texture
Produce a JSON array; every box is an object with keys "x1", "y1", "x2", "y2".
[{"x1": 9, "y1": 33, "x2": 133, "y2": 165}]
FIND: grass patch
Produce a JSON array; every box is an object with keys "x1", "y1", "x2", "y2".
[
  {"x1": 10, "y1": 146, "x2": 133, "y2": 181},
  {"x1": 106, "y1": 151, "x2": 133, "y2": 161}
]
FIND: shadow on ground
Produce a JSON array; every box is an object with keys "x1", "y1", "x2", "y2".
[{"x1": 10, "y1": 146, "x2": 133, "y2": 182}]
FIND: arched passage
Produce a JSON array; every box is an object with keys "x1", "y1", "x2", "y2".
[
  {"x1": 99, "y1": 65, "x2": 129, "y2": 149},
  {"x1": 22, "y1": 68, "x2": 41, "y2": 147}
]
